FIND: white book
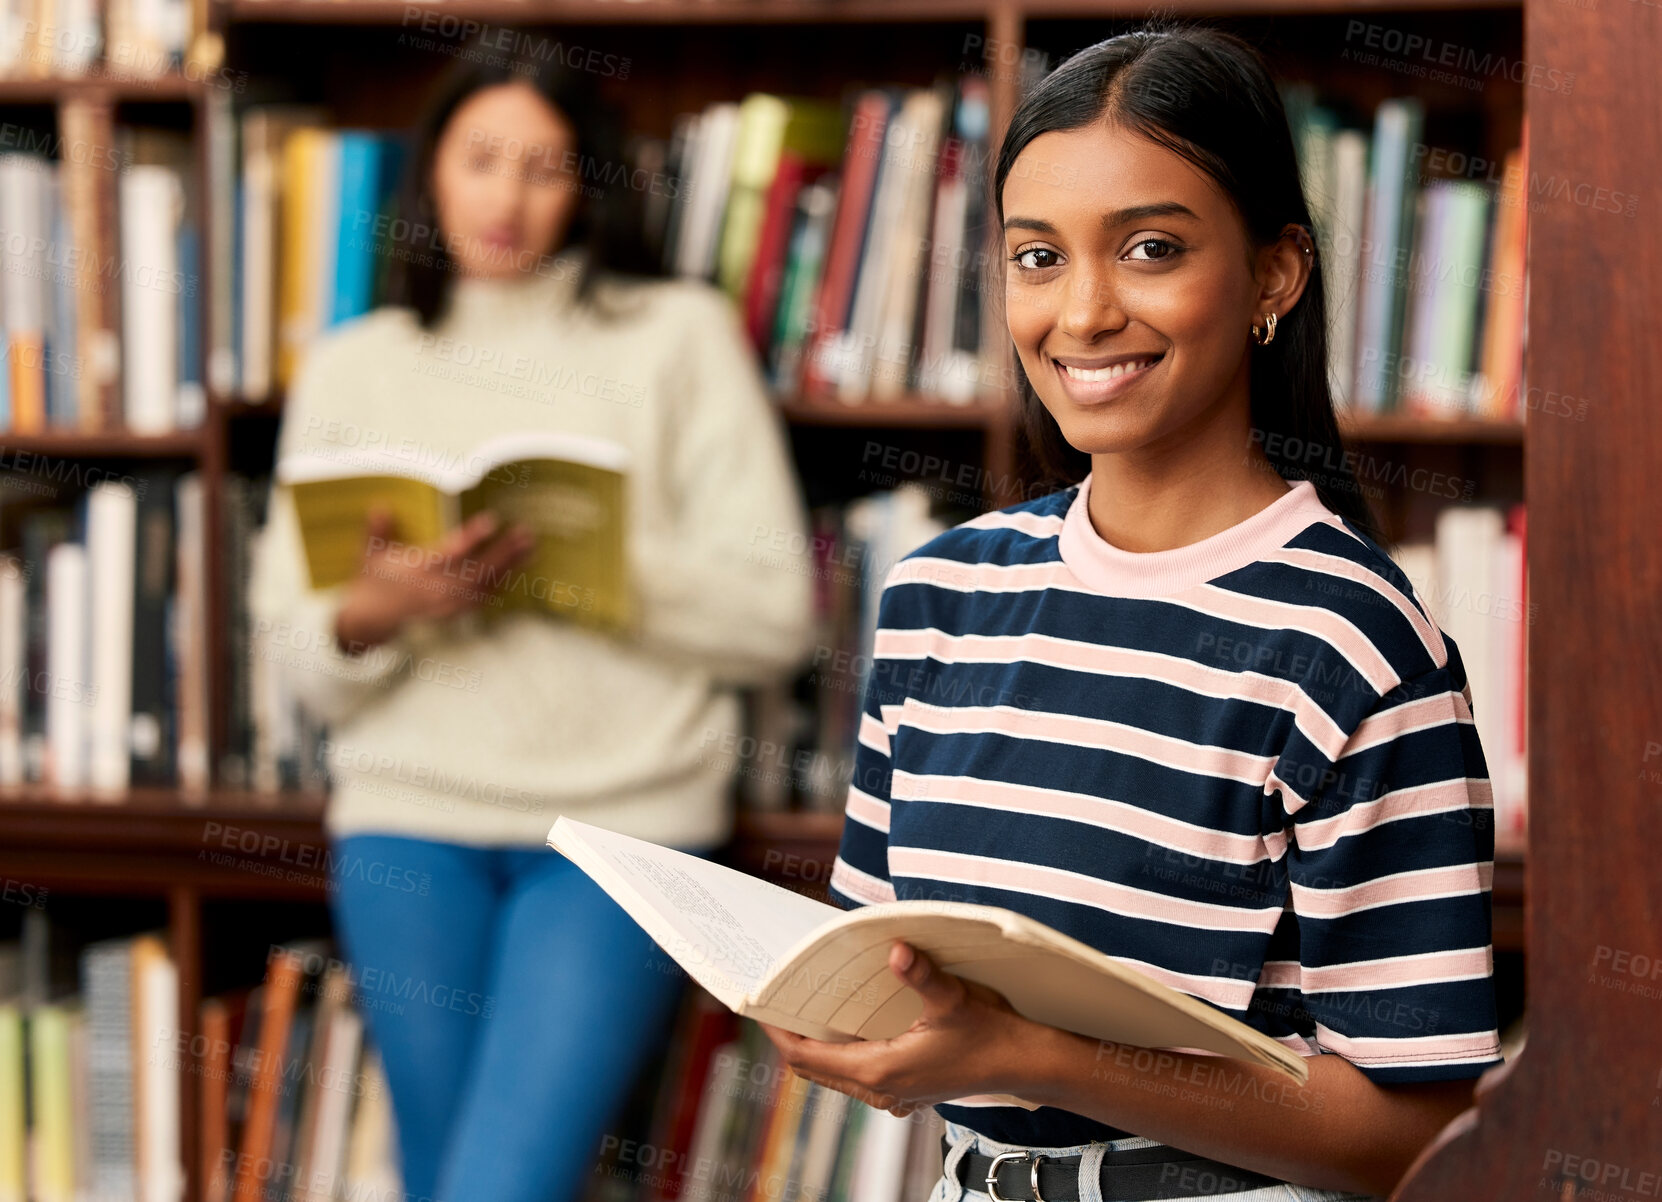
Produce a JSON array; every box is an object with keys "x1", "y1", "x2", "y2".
[
  {"x1": 1490, "y1": 528, "x2": 1525, "y2": 837},
  {"x1": 1434, "y1": 507, "x2": 1505, "y2": 789},
  {"x1": 87, "y1": 481, "x2": 137, "y2": 793},
  {"x1": 1354, "y1": 101, "x2": 1414, "y2": 412},
  {"x1": 0, "y1": 0, "x2": 26, "y2": 73},
  {"x1": 120, "y1": 165, "x2": 183, "y2": 433},
  {"x1": 131, "y1": 937, "x2": 181, "y2": 1202},
  {"x1": 675, "y1": 104, "x2": 739, "y2": 280},
  {"x1": 0, "y1": 154, "x2": 47, "y2": 345},
  {"x1": 849, "y1": 1107, "x2": 912, "y2": 1202},
  {"x1": 870, "y1": 88, "x2": 947, "y2": 401},
  {"x1": 294, "y1": 1006, "x2": 363, "y2": 1202},
  {"x1": 548, "y1": 816, "x2": 1311, "y2": 1104},
  {"x1": 45, "y1": 542, "x2": 89, "y2": 791},
  {"x1": 239, "y1": 114, "x2": 279, "y2": 399},
  {"x1": 53, "y1": 0, "x2": 100, "y2": 74},
  {"x1": 840, "y1": 96, "x2": 920, "y2": 398},
  {"x1": 918, "y1": 170, "x2": 967, "y2": 396},
  {"x1": 1391, "y1": 541, "x2": 1438, "y2": 625},
  {"x1": 1326, "y1": 130, "x2": 1368, "y2": 409},
  {"x1": 0, "y1": 557, "x2": 24, "y2": 786},
  {"x1": 1400, "y1": 185, "x2": 1446, "y2": 405},
  {"x1": 173, "y1": 475, "x2": 209, "y2": 792}
]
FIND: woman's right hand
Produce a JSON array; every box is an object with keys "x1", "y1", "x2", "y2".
[{"x1": 334, "y1": 509, "x2": 535, "y2": 654}]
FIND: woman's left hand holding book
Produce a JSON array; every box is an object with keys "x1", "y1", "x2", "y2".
[{"x1": 333, "y1": 507, "x2": 535, "y2": 655}]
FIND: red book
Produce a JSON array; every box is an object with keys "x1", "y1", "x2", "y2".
[
  {"x1": 232, "y1": 949, "x2": 306, "y2": 1202},
  {"x1": 745, "y1": 151, "x2": 816, "y2": 354},
  {"x1": 801, "y1": 91, "x2": 892, "y2": 397}
]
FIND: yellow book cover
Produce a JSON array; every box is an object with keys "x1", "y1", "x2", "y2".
[
  {"x1": 276, "y1": 129, "x2": 325, "y2": 392},
  {"x1": 278, "y1": 431, "x2": 630, "y2": 631}
]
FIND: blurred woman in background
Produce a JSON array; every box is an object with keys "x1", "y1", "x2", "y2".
[{"x1": 250, "y1": 36, "x2": 815, "y2": 1202}]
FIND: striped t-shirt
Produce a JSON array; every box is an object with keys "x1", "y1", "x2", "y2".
[{"x1": 826, "y1": 474, "x2": 1503, "y2": 1147}]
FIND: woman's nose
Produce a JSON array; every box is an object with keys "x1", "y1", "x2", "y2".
[{"x1": 1057, "y1": 267, "x2": 1129, "y2": 342}]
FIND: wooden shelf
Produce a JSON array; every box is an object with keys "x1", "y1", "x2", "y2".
[
  {"x1": 0, "y1": 72, "x2": 202, "y2": 103},
  {"x1": 0, "y1": 429, "x2": 207, "y2": 457},
  {"x1": 1339, "y1": 415, "x2": 1525, "y2": 445},
  {"x1": 0, "y1": 787, "x2": 327, "y2": 897}
]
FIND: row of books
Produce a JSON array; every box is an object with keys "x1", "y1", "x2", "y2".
[
  {"x1": 197, "y1": 942, "x2": 397, "y2": 1202},
  {"x1": 1392, "y1": 504, "x2": 1529, "y2": 840},
  {"x1": 0, "y1": 0, "x2": 194, "y2": 80},
  {"x1": 0, "y1": 470, "x2": 209, "y2": 792},
  {"x1": 1285, "y1": 87, "x2": 1528, "y2": 420},
  {"x1": 0, "y1": 128, "x2": 203, "y2": 435},
  {"x1": 0, "y1": 915, "x2": 183, "y2": 1202},
  {"x1": 221, "y1": 473, "x2": 328, "y2": 794},
  {"x1": 743, "y1": 485, "x2": 948, "y2": 814},
  {"x1": 649, "y1": 82, "x2": 993, "y2": 405},
  {"x1": 584, "y1": 985, "x2": 946, "y2": 1202},
  {"x1": 230, "y1": 114, "x2": 407, "y2": 402},
  {"x1": 0, "y1": 918, "x2": 400, "y2": 1202}
]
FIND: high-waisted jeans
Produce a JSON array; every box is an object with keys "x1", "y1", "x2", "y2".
[
  {"x1": 929, "y1": 1119, "x2": 1382, "y2": 1202},
  {"x1": 328, "y1": 833, "x2": 690, "y2": 1202}
]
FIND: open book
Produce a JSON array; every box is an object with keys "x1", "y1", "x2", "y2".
[
  {"x1": 548, "y1": 817, "x2": 1309, "y2": 1112},
  {"x1": 277, "y1": 431, "x2": 629, "y2": 630}
]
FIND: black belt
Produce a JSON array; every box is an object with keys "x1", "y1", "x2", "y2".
[{"x1": 944, "y1": 1134, "x2": 1286, "y2": 1200}]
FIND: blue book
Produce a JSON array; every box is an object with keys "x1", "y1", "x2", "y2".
[
  {"x1": 47, "y1": 174, "x2": 76, "y2": 426},
  {"x1": 178, "y1": 225, "x2": 203, "y2": 425},
  {"x1": 332, "y1": 132, "x2": 382, "y2": 325},
  {"x1": 1353, "y1": 97, "x2": 1424, "y2": 413}
]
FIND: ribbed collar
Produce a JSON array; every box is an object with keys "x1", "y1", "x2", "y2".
[
  {"x1": 441, "y1": 245, "x2": 590, "y2": 331},
  {"x1": 1057, "y1": 473, "x2": 1336, "y2": 598}
]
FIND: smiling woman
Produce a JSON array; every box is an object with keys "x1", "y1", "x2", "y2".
[{"x1": 761, "y1": 22, "x2": 1502, "y2": 1202}]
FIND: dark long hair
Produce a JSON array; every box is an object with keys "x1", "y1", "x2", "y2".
[
  {"x1": 994, "y1": 23, "x2": 1384, "y2": 544},
  {"x1": 383, "y1": 33, "x2": 668, "y2": 327}
]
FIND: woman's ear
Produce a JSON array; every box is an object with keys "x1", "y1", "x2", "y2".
[{"x1": 1254, "y1": 222, "x2": 1315, "y2": 321}]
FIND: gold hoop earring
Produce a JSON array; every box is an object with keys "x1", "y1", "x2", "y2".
[{"x1": 1250, "y1": 312, "x2": 1277, "y2": 346}]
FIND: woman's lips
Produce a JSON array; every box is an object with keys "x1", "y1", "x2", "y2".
[{"x1": 1053, "y1": 353, "x2": 1164, "y2": 404}]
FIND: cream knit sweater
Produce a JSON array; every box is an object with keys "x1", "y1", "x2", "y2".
[{"x1": 248, "y1": 249, "x2": 816, "y2": 849}]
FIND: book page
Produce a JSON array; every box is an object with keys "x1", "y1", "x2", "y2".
[{"x1": 548, "y1": 817, "x2": 840, "y2": 1007}]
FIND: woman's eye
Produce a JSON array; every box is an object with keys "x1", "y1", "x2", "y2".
[
  {"x1": 1125, "y1": 238, "x2": 1179, "y2": 261},
  {"x1": 1011, "y1": 247, "x2": 1060, "y2": 270}
]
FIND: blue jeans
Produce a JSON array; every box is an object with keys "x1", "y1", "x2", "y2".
[
  {"x1": 328, "y1": 834, "x2": 690, "y2": 1202},
  {"x1": 932, "y1": 1120, "x2": 1381, "y2": 1202}
]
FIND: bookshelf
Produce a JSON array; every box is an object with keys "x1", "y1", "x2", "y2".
[{"x1": 1, "y1": 0, "x2": 1622, "y2": 1198}]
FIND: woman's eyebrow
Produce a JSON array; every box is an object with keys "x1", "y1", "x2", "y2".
[{"x1": 1003, "y1": 202, "x2": 1199, "y2": 234}]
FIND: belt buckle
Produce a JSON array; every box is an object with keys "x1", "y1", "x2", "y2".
[{"x1": 984, "y1": 1150, "x2": 1048, "y2": 1202}]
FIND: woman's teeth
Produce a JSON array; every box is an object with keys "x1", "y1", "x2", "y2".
[{"x1": 1061, "y1": 357, "x2": 1158, "y2": 381}]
